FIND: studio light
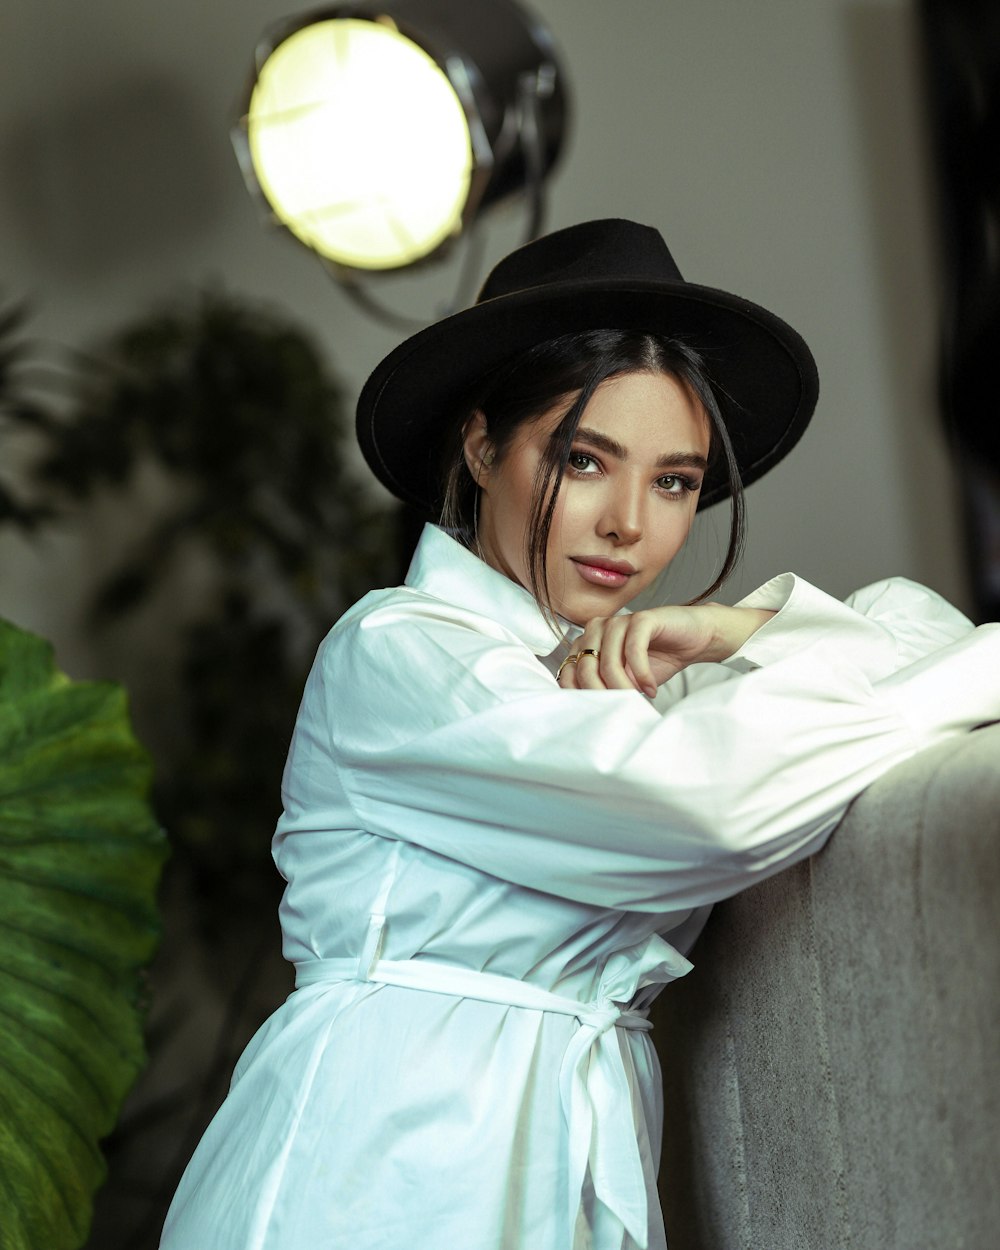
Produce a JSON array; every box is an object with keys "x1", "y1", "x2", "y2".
[{"x1": 234, "y1": 0, "x2": 569, "y2": 276}]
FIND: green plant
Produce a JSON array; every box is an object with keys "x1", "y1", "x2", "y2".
[
  {"x1": 27, "y1": 289, "x2": 398, "y2": 918},
  {"x1": 0, "y1": 289, "x2": 398, "y2": 1248},
  {"x1": 0, "y1": 299, "x2": 54, "y2": 531},
  {"x1": 0, "y1": 618, "x2": 167, "y2": 1250}
]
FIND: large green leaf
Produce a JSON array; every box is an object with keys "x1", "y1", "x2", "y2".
[{"x1": 0, "y1": 618, "x2": 167, "y2": 1250}]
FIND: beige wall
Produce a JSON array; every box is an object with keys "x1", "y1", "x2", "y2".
[{"x1": 0, "y1": 0, "x2": 968, "y2": 674}]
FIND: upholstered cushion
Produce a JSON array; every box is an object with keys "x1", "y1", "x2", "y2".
[{"x1": 653, "y1": 723, "x2": 1000, "y2": 1250}]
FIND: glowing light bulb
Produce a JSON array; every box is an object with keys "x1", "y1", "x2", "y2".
[{"x1": 246, "y1": 19, "x2": 473, "y2": 269}]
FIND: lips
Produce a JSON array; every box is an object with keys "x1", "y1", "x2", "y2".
[{"x1": 571, "y1": 556, "x2": 636, "y2": 589}]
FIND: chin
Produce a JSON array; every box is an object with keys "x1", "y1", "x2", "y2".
[{"x1": 554, "y1": 589, "x2": 632, "y2": 626}]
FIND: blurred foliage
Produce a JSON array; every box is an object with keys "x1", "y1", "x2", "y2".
[
  {"x1": 35, "y1": 291, "x2": 390, "y2": 618},
  {"x1": 0, "y1": 289, "x2": 399, "y2": 1248},
  {"x1": 0, "y1": 617, "x2": 167, "y2": 1250},
  {"x1": 0, "y1": 299, "x2": 56, "y2": 529},
  {"x1": 19, "y1": 290, "x2": 398, "y2": 923}
]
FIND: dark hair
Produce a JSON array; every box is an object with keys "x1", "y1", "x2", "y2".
[{"x1": 439, "y1": 328, "x2": 746, "y2": 617}]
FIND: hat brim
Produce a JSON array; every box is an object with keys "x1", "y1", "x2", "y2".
[{"x1": 357, "y1": 277, "x2": 819, "y2": 512}]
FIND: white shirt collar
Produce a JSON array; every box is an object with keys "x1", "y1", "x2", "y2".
[{"x1": 404, "y1": 524, "x2": 577, "y2": 656}]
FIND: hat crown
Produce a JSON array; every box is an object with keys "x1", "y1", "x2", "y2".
[
  {"x1": 357, "y1": 217, "x2": 818, "y2": 513},
  {"x1": 476, "y1": 218, "x2": 685, "y2": 304}
]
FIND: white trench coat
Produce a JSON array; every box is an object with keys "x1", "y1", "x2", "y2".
[{"x1": 160, "y1": 523, "x2": 1000, "y2": 1250}]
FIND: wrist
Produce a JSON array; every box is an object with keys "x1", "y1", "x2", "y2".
[{"x1": 710, "y1": 605, "x2": 775, "y2": 661}]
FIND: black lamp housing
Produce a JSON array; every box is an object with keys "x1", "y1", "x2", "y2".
[{"x1": 235, "y1": 0, "x2": 570, "y2": 275}]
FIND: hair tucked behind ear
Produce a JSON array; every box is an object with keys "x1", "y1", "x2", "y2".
[{"x1": 439, "y1": 329, "x2": 746, "y2": 619}]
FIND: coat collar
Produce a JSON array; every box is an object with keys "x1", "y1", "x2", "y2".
[{"x1": 405, "y1": 524, "x2": 578, "y2": 656}]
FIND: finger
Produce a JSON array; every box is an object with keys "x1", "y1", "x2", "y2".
[
  {"x1": 623, "y1": 660, "x2": 655, "y2": 696},
  {"x1": 557, "y1": 652, "x2": 580, "y2": 689},
  {"x1": 572, "y1": 619, "x2": 609, "y2": 690},
  {"x1": 623, "y1": 615, "x2": 662, "y2": 697},
  {"x1": 594, "y1": 617, "x2": 636, "y2": 690},
  {"x1": 573, "y1": 646, "x2": 606, "y2": 690}
]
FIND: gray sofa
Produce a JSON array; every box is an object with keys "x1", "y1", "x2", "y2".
[{"x1": 652, "y1": 723, "x2": 1000, "y2": 1250}]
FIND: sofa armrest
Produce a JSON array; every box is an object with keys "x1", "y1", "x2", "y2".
[{"x1": 652, "y1": 723, "x2": 1000, "y2": 1250}]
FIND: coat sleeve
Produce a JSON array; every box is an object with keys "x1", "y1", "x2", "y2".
[
  {"x1": 316, "y1": 587, "x2": 1000, "y2": 912},
  {"x1": 659, "y1": 573, "x2": 975, "y2": 705},
  {"x1": 735, "y1": 573, "x2": 975, "y2": 673}
]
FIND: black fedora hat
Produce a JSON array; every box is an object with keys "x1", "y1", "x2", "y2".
[{"x1": 356, "y1": 218, "x2": 818, "y2": 511}]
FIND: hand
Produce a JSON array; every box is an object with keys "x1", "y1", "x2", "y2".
[{"x1": 557, "y1": 604, "x2": 776, "y2": 696}]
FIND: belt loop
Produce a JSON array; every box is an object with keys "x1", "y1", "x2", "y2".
[
  {"x1": 357, "y1": 843, "x2": 402, "y2": 981},
  {"x1": 357, "y1": 913, "x2": 386, "y2": 981}
]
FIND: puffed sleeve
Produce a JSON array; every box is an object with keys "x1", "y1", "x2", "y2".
[
  {"x1": 642, "y1": 573, "x2": 974, "y2": 706},
  {"x1": 324, "y1": 595, "x2": 1000, "y2": 913},
  {"x1": 735, "y1": 573, "x2": 974, "y2": 674}
]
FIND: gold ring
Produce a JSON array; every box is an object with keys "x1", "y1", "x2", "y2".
[
  {"x1": 557, "y1": 653, "x2": 580, "y2": 681},
  {"x1": 578, "y1": 648, "x2": 600, "y2": 661}
]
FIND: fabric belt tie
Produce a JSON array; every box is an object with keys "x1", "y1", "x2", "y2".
[{"x1": 294, "y1": 927, "x2": 693, "y2": 1250}]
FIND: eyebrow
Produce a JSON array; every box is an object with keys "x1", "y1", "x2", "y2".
[{"x1": 572, "y1": 426, "x2": 709, "y2": 472}]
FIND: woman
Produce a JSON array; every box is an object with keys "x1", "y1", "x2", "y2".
[{"x1": 160, "y1": 220, "x2": 1000, "y2": 1250}]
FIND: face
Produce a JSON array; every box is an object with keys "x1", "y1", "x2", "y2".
[{"x1": 466, "y1": 370, "x2": 711, "y2": 625}]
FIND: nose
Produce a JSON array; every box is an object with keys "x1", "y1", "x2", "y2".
[{"x1": 598, "y1": 478, "x2": 644, "y2": 545}]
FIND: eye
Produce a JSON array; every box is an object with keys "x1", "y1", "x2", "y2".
[
  {"x1": 567, "y1": 451, "x2": 600, "y2": 475},
  {"x1": 656, "y1": 474, "x2": 700, "y2": 496}
]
